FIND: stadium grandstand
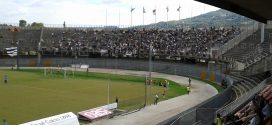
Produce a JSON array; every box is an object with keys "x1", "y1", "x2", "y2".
[
  {"x1": 0, "y1": 0, "x2": 272, "y2": 125},
  {"x1": 0, "y1": 26, "x2": 241, "y2": 60},
  {"x1": 158, "y1": 0, "x2": 272, "y2": 125}
]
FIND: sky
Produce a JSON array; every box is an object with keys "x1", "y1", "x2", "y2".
[{"x1": 0, "y1": 0, "x2": 219, "y2": 26}]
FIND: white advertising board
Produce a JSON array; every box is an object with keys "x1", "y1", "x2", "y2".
[
  {"x1": 80, "y1": 65, "x2": 89, "y2": 69},
  {"x1": 78, "y1": 103, "x2": 117, "y2": 121},
  {"x1": 20, "y1": 112, "x2": 79, "y2": 125},
  {"x1": 78, "y1": 108, "x2": 112, "y2": 120}
]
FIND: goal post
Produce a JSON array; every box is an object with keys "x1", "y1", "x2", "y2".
[
  {"x1": 62, "y1": 68, "x2": 75, "y2": 78},
  {"x1": 64, "y1": 68, "x2": 67, "y2": 78},
  {"x1": 44, "y1": 67, "x2": 54, "y2": 77},
  {"x1": 43, "y1": 67, "x2": 74, "y2": 78}
]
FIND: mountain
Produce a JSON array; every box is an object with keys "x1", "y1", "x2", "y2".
[{"x1": 141, "y1": 9, "x2": 254, "y2": 29}]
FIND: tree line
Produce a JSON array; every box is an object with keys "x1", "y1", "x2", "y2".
[
  {"x1": 19, "y1": 20, "x2": 44, "y2": 28},
  {"x1": 0, "y1": 20, "x2": 44, "y2": 28}
]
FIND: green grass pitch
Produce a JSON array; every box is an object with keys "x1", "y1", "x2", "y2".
[{"x1": 0, "y1": 69, "x2": 187, "y2": 124}]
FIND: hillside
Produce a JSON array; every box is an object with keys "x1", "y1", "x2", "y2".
[{"x1": 143, "y1": 9, "x2": 254, "y2": 29}]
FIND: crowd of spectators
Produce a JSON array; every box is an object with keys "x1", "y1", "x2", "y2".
[
  {"x1": 0, "y1": 28, "x2": 40, "y2": 54},
  {"x1": 219, "y1": 84, "x2": 272, "y2": 125},
  {"x1": 41, "y1": 26, "x2": 240, "y2": 59}
]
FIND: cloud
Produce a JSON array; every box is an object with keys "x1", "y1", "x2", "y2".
[
  {"x1": 0, "y1": 0, "x2": 219, "y2": 26},
  {"x1": 100, "y1": 0, "x2": 123, "y2": 5}
]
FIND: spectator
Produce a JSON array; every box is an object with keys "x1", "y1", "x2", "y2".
[
  {"x1": 3, "y1": 119, "x2": 7, "y2": 125},
  {"x1": 3, "y1": 74, "x2": 8, "y2": 84},
  {"x1": 115, "y1": 97, "x2": 118, "y2": 104},
  {"x1": 260, "y1": 85, "x2": 272, "y2": 104},
  {"x1": 154, "y1": 94, "x2": 159, "y2": 105},
  {"x1": 38, "y1": 27, "x2": 240, "y2": 59},
  {"x1": 222, "y1": 84, "x2": 272, "y2": 125},
  {"x1": 187, "y1": 86, "x2": 191, "y2": 95},
  {"x1": 162, "y1": 89, "x2": 166, "y2": 98},
  {"x1": 189, "y1": 77, "x2": 191, "y2": 86},
  {"x1": 221, "y1": 78, "x2": 227, "y2": 88},
  {"x1": 216, "y1": 113, "x2": 222, "y2": 125}
]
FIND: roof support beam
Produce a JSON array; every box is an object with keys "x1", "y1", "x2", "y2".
[{"x1": 195, "y1": 0, "x2": 268, "y2": 23}]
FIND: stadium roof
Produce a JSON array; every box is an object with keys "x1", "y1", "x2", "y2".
[{"x1": 195, "y1": 0, "x2": 272, "y2": 23}]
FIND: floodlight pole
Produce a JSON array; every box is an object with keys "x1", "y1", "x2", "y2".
[
  {"x1": 190, "y1": 7, "x2": 193, "y2": 28},
  {"x1": 148, "y1": 42, "x2": 153, "y2": 106},
  {"x1": 106, "y1": 10, "x2": 108, "y2": 26},
  {"x1": 106, "y1": 79, "x2": 110, "y2": 119},
  {"x1": 115, "y1": 56, "x2": 117, "y2": 72},
  {"x1": 130, "y1": 7, "x2": 136, "y2": 27},
  {"x1": 16, "y1": 40, "x2": 19, "y2": 70},
  {"x1": 155, "y1": 13, "x2": 157, "y2": 24},
  {"x1": 143, "y1": 10, "x2": 145, "y2": 25},
  {"x1": 178, "y1": 9, "x2": 181, "y2": 21},
  {"x1": 118, "y1": 10, "x2": 121, "y2": 28},
  {"x1": 108, "y1": 79, "x2": 110, "y2": 105},
  {"x1": 144, "y1": 75, "x2": 147, "y2": 106},
  {"x1": 166, "y1": 8, "x2": 169, "y2": 28},
  {"x1": 38, "y1": 27, "x2": 44, "y2": 67},
  {"x1": 11, "y1": 29, "x2": 20, "y2": 70},
  {"x1": 149, "y1": 43, "x2": 152, "y2": 81},
  {"x1": 131, "y1": 10, "x2": 133, "y2": 27}
]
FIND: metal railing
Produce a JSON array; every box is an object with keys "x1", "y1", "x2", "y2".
[
  {"x1": 0, "y1": 22, "x2": 243, "y2": 29},
  {"x1": 0, "y1": 58, "x2": 233, "y2": 125},
  {"x1": 169, "y1": 109, "x2": 197, "y2": 125},
  {"x1": 161, "y1": 86, "x2": 232, "y2": 125},
  {"x1": 218, "y1": 22, "x2": 259, "y2": 57},
  {"x1": 244, "y1": 54, "x2": 272, "y2": 76},
  {"x1": 216, "y1": 77, "x2": 272, "y2": 117},
  {"x1": 192, "y1": 121, "x2": 202, "y2": 125}
]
